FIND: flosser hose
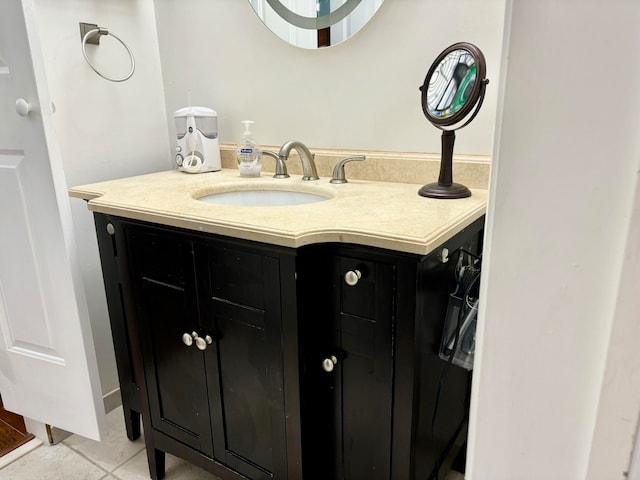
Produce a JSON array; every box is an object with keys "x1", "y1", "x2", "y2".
[{"x1": 182, "y1": 113, "x2": 202, "y2": 173}]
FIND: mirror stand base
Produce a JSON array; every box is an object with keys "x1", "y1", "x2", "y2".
[{"x1": 418, "y1": 182, "x2": 471, "y2": 199}]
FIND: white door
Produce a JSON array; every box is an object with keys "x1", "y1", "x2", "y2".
[{"x1": 0, "y1": 0, "x2": 106, "y2": 440}]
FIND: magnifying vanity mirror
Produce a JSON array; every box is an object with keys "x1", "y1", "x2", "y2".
[
  {"x1": 418, "y1": 42, "x2": 489, "y2": 199},
  {"x1": 249, "y1": 0, "x2": 384, "y2": 49}
]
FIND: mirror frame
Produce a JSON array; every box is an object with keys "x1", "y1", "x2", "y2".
[
  {"x1": 249, "y1": 0, "x2": 384, "y2": 49},
  {"x1": 420, "y1": 42, "x2": 487, "y2": 128},
  {"x1": 265, "y1": 0, "x2": 361, "y2": 29}
]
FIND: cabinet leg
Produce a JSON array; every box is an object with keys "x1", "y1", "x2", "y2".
[
  {"x1": 123, "y1": 407, "x2": 141, "y2": 441},
  {"x1": 147, "y1": 448, "x2": 166, "y2": 480}
]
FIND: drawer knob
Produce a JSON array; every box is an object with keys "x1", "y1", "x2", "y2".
[
  {"x1": 322, "y1": 355, "x2": 338, "y2": 372},
  {"x1": 195, "y1": 335, "x2": 213, "y2": 351},
  {"x1": 182, "y1": 332, "x2": 194, "y2": 347},
  {"x1": 344, "y1": 269, "x2": 362, "y2": 286}
]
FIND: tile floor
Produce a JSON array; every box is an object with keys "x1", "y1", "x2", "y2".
[
  {"x1": 0, "y1": 406, "x2": 220, "y2": 480},
  {"x1": 0, "y1": 406, "x2": 465, "y2": 480}
]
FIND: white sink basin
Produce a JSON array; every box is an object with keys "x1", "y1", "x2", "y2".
[{"x1": 198, "y1": 189, "x2": 330, "y2": 207}]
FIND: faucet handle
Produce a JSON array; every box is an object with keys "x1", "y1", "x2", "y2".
[
  {"x1": 262, "y1": 150, "x2": 289, "y2": 179},
  {"x1": 330, "y1": 155, "x2": 366, "y2": 184}
]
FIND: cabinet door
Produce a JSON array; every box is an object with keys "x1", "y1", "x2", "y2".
[
  {"x1": 197, "y1": 243, "x2": 288, "y2": 480},
  {"x1": 126, "y1": 227, "x2": 214, "y2": 457},
  {"x1": 301, "y1": 252, "x2": 394, "y2": 480},
  {"x1": 334, "y1": 256, "x2": 394, "y2": 480}
]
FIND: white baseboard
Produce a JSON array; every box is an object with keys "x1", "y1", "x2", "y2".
[
  {"x1": 0, "y1": 437, "x2": 43, "y2": 469},
  {"x1": 103, "y1": 387, "x2": 122, "y2": 414}
]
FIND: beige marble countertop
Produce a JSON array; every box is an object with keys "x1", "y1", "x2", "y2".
[{"x1": 69, "y1": 169, "x2": 487, "y2": 255}]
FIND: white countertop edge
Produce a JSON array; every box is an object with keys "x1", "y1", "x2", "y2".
[{"x1": 84, "y1": 200, "x2": 486, "y2": 256}]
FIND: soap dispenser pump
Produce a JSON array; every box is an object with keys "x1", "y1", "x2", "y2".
[{"x1": 236, "y1": 120, "x2": 262, "y2": 177}]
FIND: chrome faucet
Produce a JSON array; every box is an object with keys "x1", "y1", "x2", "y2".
[
  {"x1": 262, "y1": 150, "x2": 289, "y2": 178},
  {"x1": 278, "y1": 140, "x2": 319, "y2": 181}
]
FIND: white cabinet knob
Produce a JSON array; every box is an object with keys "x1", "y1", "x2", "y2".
[
  {"x1": 344, "y1": 269, "x2": 362, "y2": 286},
  {"x1": 15, "y1": 98, "x2": 31, "y2": 117},
  {"x1": 182, "y1": 333, "x2": 194, "y2": 347},
  {"x1": 322, "y1": 355, "x2": 338, "y2": 372},
  {"x1": 195, "y1": 334, "x2": 213, "y2": 351}
]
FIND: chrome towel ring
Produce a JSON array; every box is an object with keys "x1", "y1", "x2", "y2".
[{"x1": 80, "y1": 22, "x2": 135, "y2": 82}]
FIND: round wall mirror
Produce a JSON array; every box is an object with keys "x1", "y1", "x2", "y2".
[
  {"x1": 418, "y1": 42, "x2": 489, "y2": 199},
  {"x1": 249, "y1": 0, "x2": 384, "y2": 49}
]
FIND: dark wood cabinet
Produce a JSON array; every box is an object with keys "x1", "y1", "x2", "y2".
[
  {"x1": 296, "y1": 236, "x2": 479, "y2": 480},
  {"x1": 196, "y1": 241, "x2": 290, "y2": 479},
  {"x1": 96, "y1": 216, "x2": 299, "y2": 480},
  {"x1": 128, "y1": 228, "x2": 214, "y2": 457},
  {"x1": 93, "y1": 213, "x2": 483, "y2": 480},
  {"x1": 297, "y1": 252, "x2": 394, "y2": 480}
]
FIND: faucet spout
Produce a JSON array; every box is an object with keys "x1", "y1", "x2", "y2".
[{"x1": 278, "y1": 140, "x2": 319, "y2": 181}]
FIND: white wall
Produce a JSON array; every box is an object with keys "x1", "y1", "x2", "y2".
[
  {"x1": 153, "y1": 0, "x2": 505, "y2": 155},
  {"x1": 467, "y1": 0, "x2": 640, "y2": 478},
  {"x1": 586, "y1": 149, "x2": 640, "y2": 478},
  {"x1": 33, "y1": 0, "x2": 171, "y2": 397}
]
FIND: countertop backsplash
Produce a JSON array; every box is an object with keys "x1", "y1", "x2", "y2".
[{"x1": 219, "y1": 145, "x2": 490, "y2": 190}]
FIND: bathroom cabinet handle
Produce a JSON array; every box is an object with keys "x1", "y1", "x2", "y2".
[
  {"x1": 322, "y1": 355, "x2": 338, "y2": 372},
  {"x1": 195, "y1": 335, "x2": 213, "y2": 351},
  {"x1": 183, "y1": 331, "x2": 213, "y2": 350},
  {"x1": 182, "y1": 332, "x2": 195, "y2": 347},
  {"x1": 344, "y1": 269, "x2": 362, "y2": 286}
]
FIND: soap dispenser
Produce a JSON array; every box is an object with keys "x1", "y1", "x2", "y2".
[{"x1": 236, "y1": 120, "x2": 262, "y2": 177}]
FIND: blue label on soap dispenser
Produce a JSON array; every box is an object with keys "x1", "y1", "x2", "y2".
[{"x1": 240, "y1": 148, "x2": 254, "y2": 154}]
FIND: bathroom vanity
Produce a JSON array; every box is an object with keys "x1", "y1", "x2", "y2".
[{"x1": 70, "y1": 169, "x2": 486, "y2": 480}]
